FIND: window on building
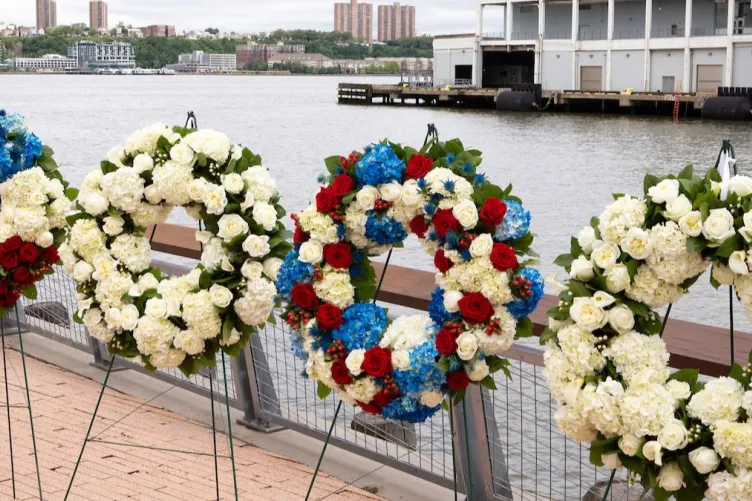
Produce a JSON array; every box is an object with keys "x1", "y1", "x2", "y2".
[
  {"x1": 671, "y1": 24, "x2": 678, "y2": 36},
  {"x1": 662, "y1": 76, "x2": 676, "y2": 93}
]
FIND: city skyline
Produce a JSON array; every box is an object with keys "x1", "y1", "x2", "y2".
[{"x1": 7, "y1": 0, "x2": 501, "y2": 36}]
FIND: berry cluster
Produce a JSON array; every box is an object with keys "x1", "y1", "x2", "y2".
[
  {"x1": 339, "y1": 152, "x2": 361, "y2": 170},
  {"x1": 373, "y1": 200, "x2": 391, "y2": 211},
  {"x1": 512, "y1": 275, "x2": 535, "y2": 299},
  {"x1": 326, "y1": 339, "x2": 348, "y2": 360}
]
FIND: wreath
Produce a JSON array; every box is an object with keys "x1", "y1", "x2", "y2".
[
  {"x1": 0, "y1": 110, "x2": 74, "y2": 312},
  {"x1": 278, "y1": 137, "x2": 543, "y2": 423},
  {"x1": 544, "y1": 155, "x2": 752, "y2": 500},
  {"x1": 61, "y1": 123, "x2": 290, "y2": 375}
]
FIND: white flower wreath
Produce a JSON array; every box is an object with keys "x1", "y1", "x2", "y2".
[{"x1": 62, "y1": 123, "x2": 290, "y2": 374}]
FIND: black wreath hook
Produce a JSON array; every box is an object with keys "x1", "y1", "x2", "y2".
[
  {"x1": 714, "y1": 139, "x2": 737, "y2": 175},
  {"x1": 184, "y1": 111, "x2": 198, "y2": 130},
  {"x1": 423, "y1": 123, "x2": 439, "y2": 147}
]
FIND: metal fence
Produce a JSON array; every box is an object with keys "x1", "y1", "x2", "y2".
[{"x1": 13, "y1": 265, "x2": 651, "y2": 501}]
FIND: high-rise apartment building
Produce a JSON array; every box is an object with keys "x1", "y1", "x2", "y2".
[
  {"x1": 36, "y1": 0, "x2": 57, "y2": 31},
  {"x1": 144, "y1": 25, "x2": 176, "y2": 37},
  {"x1": 334, "y1": 0, "x2": 373, "y2": 44},
  {"x1": 89, "y1": 1, "x2": 109, "y2": 32},
  {"x1": 378, "y1": 2, "x2": 416, "y2": 42}
]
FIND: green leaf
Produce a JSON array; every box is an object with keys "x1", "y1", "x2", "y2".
[
  {"x1": 715, "y1": 234, "x2": 744, "y2": 258},
  {"x1": 515, "y1": 317, "x2": 534, "y2": 338},
  {"x1": 644, "y1": 174, "x2": 660, "y2": 196},
  {"x1": 64, "y1": 187, "x2": 80, "y2": 201},
  {"x1": 222, "y1": 318, "x2": 234, "y2": 342},
  {"x1": 38, "y1": 155, "x2": 58, "y2": 172},
  {"x1": 554, "y1": 253, "x2": 574, "y2": 270},
  {"x1": 317, "y1": 381, "x2": 333, "y2": 400},
  {"x1": 66, "y1": 212, "x2": 94, "y2": 226},
  {"x1": 100, "y1": 160, "x2": 117, "y2": 175},
  {"x1": 539, "y1": 327, "x2": 557, "y2": 346},
  {"x1": 653, "y1": 487, "x2": 672, "y2": 501},
  {"x1": 623, "y1": 298, "x2": 650, "y2": 319},
  {"x1": 472, "y1": 183, "x2": 504, "y2": 205},
  {"x1": 178, "y1": 357, "x2": 200, "y2": 377},
  {"x1": 570, "y1": 237, "x2": 583, "y2": 258},
  {"x1": 42, "y1": 145, "x2": 55, "y2": 156},
  {"x1": 686, "y1": 237, "x2": 707, "y2": 253},
  {"x1": 699, "y1": 202, "x2": 710, "y2": 222},
  {"x1": 729, "y1": 363, "x2": 749, "y2": 385},
  {"x1": 325, "y1": 155, "x2": 343, "y2": 176},
  {"x1": 437, "y1": 357, "x2": 450, "y2": 373},
  {"x1": 669, "y1": 369, "x2": 699, "y2": 387},
  {"x1": 625, "y1": 259, "x2": 640, "y2": 280},
  {"x1": 199, "y1": 270, "x2": 213, "y2": 290},
  {"x1": 22, "y1": 285, "x2": 37, "y2": 300},
  {"x1": 678, "y1": 164, "x2": 694, "y2": 180},
  {"x1": 480, "y1": 375, "x2": 497, "y2": 390},
  {"x1": 568, "y1": 280, "x2": 591, "y2": 298},
  {"x1": 72, "y1": 310, "x2": 84, "y2": 324},
  {"x1": 445, "y1": 138, "x2": 464, "y2": 155}
]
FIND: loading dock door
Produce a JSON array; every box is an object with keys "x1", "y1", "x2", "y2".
[
  {"x1": 580, "y1": 66, "x2": 603, "y2": 91},
  {"x1": 696, "y1": 65, "x2": 723, "y2": 93}
]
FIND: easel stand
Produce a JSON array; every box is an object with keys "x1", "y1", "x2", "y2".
[
  {"x1": 1, "y1": 305, "x2": 43, "y2": 500},
  {"x1": 63, "y1": 352, "x2": 239, "y2": 501}
]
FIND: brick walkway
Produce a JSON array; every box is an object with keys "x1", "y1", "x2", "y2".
[{"x1": 0, "y1": 347, "x2": 384, "y2": 501}]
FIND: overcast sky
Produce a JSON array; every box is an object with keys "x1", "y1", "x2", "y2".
[{"x1": 4, "y1": 0, "x2": 505, "y2": 34}]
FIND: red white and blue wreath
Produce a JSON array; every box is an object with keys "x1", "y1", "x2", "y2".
[{"x1": 277, "y1": 138, "x2": 543, "y2": 423}]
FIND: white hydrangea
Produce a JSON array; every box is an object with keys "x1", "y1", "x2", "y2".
[
  {"x1": 598, "y1": 196, "x2": 648, "y2": 244},
  {"x1": 706, "y1": 468, "x2": 752, "y2": 501},
  {"x1": 604, "y1": 331, "x2": 670, "y2": 384},
  {"x1": 478, "y1": 307, "x2": 516, "y2": 356},
  {"x1": 133, "y1": 315, "x2": 180, "y2": 356},
  {"x1": 181, "y1": 291, "x2": 222, "y2": 340},
  {"x1": 379, "y1": 314, "x2": 434, "y2": 351},
  {"x1": 149, "y1": 349, "x2": 186, "y2": 369},
  {"x1": 646, "y1": 222, "x2": 709, "y2": 285},
  {"x1": 109, "y1": 235, "x2": 151, "y2": 273},
  {"x1": 439, "y1": 256, "x2": 513, "y2": 306},
  {"x1": 298, "y1": 205, "x2": 338, "y2": 244},
  {"x1": 580, "y1": 378, "x2": 625, "y2": 437},
  {"x1": 345, "y1": 378, "x2": 379, "y2": 403},
  {"x1": 556, "y1": 325, "x2": 606, "y2": 378},
  {"x1": 713, "y1": 421, "x2": 752, "y2": 469},
  {"x1": 554, "y1": 404, "x2": 598, "y2": 442},
  {"x1": 241, "y1": 166, "x2": 278, "y2": 203},
  {"x1": 151, "y1": 161, "x2": 194, "y2": 206},
  {"x1": 626, "y1": 265, "x2": 684, "y2": 309},
  {"x1": 131, "y1": 203, "x2": 171, "y2": 227},
  {"x1": 100, "y1": 167, "x2": 145, "y2": 213},
  {"x1": 620, "y1": 382, "x2": 676, "y2": 437},
  {"x1": 94, "y1": 270, "x2": 134, "y2": 310},
  {"x1": 314, "y1": 268, "x2": 355, "y2": 309},
  {"x1": 306, "y1": 350, "x2": 335, "y2": 389},
  {"x1": 183, "y1": 129, "x2": 231, "y2": 163},
  {"x1": 687, "y1": 377, "x2": 744, "y2": 426},
  {"x1": 173, "y1": 330, "x2": 205, "y2": 356},
  {"x1": 234, "y1": 277, "x2": 276, "y2": 326},
  {"x1": 125, "y1": 123, "x2": 170, "y2": 156}
]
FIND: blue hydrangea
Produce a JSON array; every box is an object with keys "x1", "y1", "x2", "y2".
[
  {"x1": 495, "y1": 200, "x2": 531, "y2": 242},
  {"x1": 354, "y1": 144, "x2": 406, "y2": 187},
  {"x1": 332, "y1": 303, "x2": 387, "y2": 352},
  {"x1": 0, "y1": 111, "x2": 43, "y2": 183},
  {"x1": 382, "y1": 396, "x2": 440, "y2": 423},
  {"x1": 507, "y1": 268, "x2": 545, "y2": 319},
  {"x1": 276, "y1": 250, "x2": 315, "y2": 299},
  {"x1": 428, "y1": 288, "x2": 460, "y2": 325},
  {"x1": 365, "y1": 213, "x2": 407, "y2": 246},
  {"x1": 349, "y1": 249, "x2": 367, "y2": 279},
  {"x1": 392, "y1": 341, "x2": 443, "y2": 396},
  {"x1": 22, "y1": 134, "x2": 42, "y2": 168},
  {"x1": 289, "y1": 331, "x2": 309, "y2": 362}
]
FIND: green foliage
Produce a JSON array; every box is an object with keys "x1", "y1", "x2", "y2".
[{"x1": 317, "y1": 381, "x2": 332, "y2": 400}]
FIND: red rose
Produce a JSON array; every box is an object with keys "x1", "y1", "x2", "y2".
[
  {"x1": 12, "y1": 267, "x2": 33, "y2": 286},
  {"x1": 409, "y1": 216, "x2": 429, "y2": 239},
  {"x1": 4, "y1": 236, "x2": 23, "y2": 252},
  {"x1": 315, "y1": 187, "x2": 340, "y2": 213},
  {"x1": 405, "y1": 154, "x2": 433, "y2": 179},
  {"x1": 294, "y1": 225, "x2": 310, "y2": 244},
  {"x1": 490, "y1": 243, "x2": 518, "y2": 272},
  {"x1": 433, "y1": 249, "x2": 453, "y2": 274},
  {"x1": 457, "y1": 292, "x2": 495, "y2": 325},
  {"x1": 331, "y1": 360, "x2": 353, "y2": 386},
  {"x1": 359, "y1": 401, "x2": 382, "y2": 415},
  {"x1": 435, "y1": 329, "x2": 458, "y2": 357},
  {"x1": 330, "y1": 174, "x2": 355, "y2": 197},
  {"x1": 316, "y1": 303, "x2": 343, "y2": 330},
  {"x1": 19, "y1": 243, "x2": 41, "y2": 264},
  {"x1": 432, "y1": 209, "x2": 460, "y2": 238},
  {"x1": 446, "y1": 370, "x2": 470, "y2": 391},
  {"x1": 0, "y1": 252, "x2": 19, "y2": 271},
  {"x1": 44, "y1": 246, "x2": 60, "y2": 265},
  {"x1": 323, "y1": 243, "x2": 352, "y2": 269},
  {"x1": 0, "y1": 281, "x2": 8, "y2": 294},
  {"x1": 361, "y1": 346, "x2": 393, "y2": 378},
  {"x1": 373, "y1": 390, "x2": 397, "y2": 408},
  {"x1": 479, "y1": 198, "x2": 508, "y2": 227},
  {"x1": 0, "y1": 291, "x2": 20, "y2": 308},
  {"x1": 291, "y1": 283, "x2": 319, "y2": 310}
]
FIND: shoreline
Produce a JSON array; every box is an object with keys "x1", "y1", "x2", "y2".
[{"x1": 0, "y1": 71, "x2": 403, "y2": 77}]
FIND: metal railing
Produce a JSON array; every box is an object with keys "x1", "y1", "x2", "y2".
[{"x1": 15, "y1": 263, "x2": 649, "y2": 500}]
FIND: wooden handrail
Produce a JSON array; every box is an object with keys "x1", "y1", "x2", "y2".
[{"x1": 149, "y1": 223, "x2": 749, "y2": 377}]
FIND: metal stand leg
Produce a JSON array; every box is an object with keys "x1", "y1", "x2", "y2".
[
  {"x1": 305, "y1": 400, "x2": 343, "y2": 501},
  {"x1": 221, "y1": 352, "x2": 239, "y2": 500},
  {"x1": 601, "y1": 470, "x2": 616, "y2": 501},
  {"x1": 210, "y1": 372, "x2": 220, "y2": 501},
  {"x1": 729, "y1": 286, "x2": 735, "y2": 365},
  {"x1": 448, "y1": 401, "x2": 458, "y2": 501},
  {"x1": 461, "y1": 398, "x2": 473, "y2": 501},
  {"x1": 1, "y1": 317, "x2": 16, "y2": 499},
  {"x1": 64, "y1": 357, "x2": 115, "y2": 500}
]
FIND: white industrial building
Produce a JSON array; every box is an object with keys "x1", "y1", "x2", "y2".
[
  {"x1": 176, "y1": 51, "x2": 237, "y2": 71},
  {"x1": 434, "y1": 0, "x2": 752, "y2": 93},
  {"x1": 67, "y1": 41, "x2": 136, "y2": 72},
  {"x1": 9, "y1": 54, "x2": 78, "y2": 71}
]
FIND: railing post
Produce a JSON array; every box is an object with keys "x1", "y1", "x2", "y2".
[
  {"x1": 235, "y1": 332, "x2": 283, "y2": 433},
  {"x1": 453, "y1": 385, "x2": 512, "y2": 501}
]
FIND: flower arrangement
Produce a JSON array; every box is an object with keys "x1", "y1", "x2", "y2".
[
  {"x1": 0, "y1": 110, "x2": 75, "y2": 312},
  {"x1": 278, "y1": 138, "x2": 543, "y2": 423},
  {"x1": 545, "y1": 162, "x2": 752, "y2": 500},
  {"x1": 62, "y1": 124, "x2": 290, "y2": 375}
]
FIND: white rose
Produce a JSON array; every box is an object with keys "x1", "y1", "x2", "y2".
[
  {"x1": 345, "y1": 349, "x2": 366, "y2": 376},
  {"x1": 420, "y1": 391, "x2": 444, "y2": 408},
  {"x1": 591, "y1": 242, "x2": 620, "y2": 270},
  {"x1": 252, "y1": 202, "x2": 277, "y2": 232},
  {"x1": 577, "y1": 226, "x2": 597, "y2": 255},
  {"x1": 604, "y1": 264, "x2": 631, "y2": 293},
  {"x1": 712, "y1": 264, "x2": 736, "y2": 285},
  {"x1": 120, "y1": 304, "x2": 139, "y2": 331},
  {"x1": 81, "y1": 191, "x2": 109, "y2": 216},
  {"x1": 569, "y1": 297, "x2": 607, "y2": 332},
  {"x1": 443, "y1": 290, "x2": 463, "y2": 313},
  {"x1": 242, "y1": 235, "x2": 270, "y2": 258},
  {"x1": 263, "y1": 257, "x2": 283, "y2": 281},
  {"x1": 401, "y1": 181, "x2": 423, "y2": 207},
  {"x1": 356, "y1": 186, "x2": 380, "y2": 211},
  {"x1": 703, "y1": 209, "x2": 736, "y2": 243},
  {"x1": 455, "y1": 332, "x2": 478, "y2": 361},
  {"x1": 729, "y1": 175, "x2": 752, "y2": 197},
  {"x1": 223, "y1": 173, "x2": 245, "y2": 194},
  {"x1": 729, "y1": 250, "x2": 749, "y2": 275},
  {"x1": 241, "y1": 260, "x2": 264, "y2": 281},
  {"x1": 643, "y1": 441, "x2": 663, "y2": 466},
  {"x1": 618, "y1": 434, "x2": 644, "y2": 457},
  {"x1": 648, "y1": 179, "x2": 680, "y2": 204},
  {"x1": 688, "y1": 446, "x2": 720, "y2": 474},
  {"x1": 217, "y1": 214, "x2": 249, "y2": 241},
  {"x1": 107, "y1": 146, "x2": 126, "y2": 167},
  {"x1": 231, "y1": 145, "x2": 243, "y2": 161},
  {"x1": 608, "y1": 305, "x2": 635, "y2": 333},
  {"x1": 132, "y1": 153, "x2": 155, "y2": 173},
  {"x1": 657, "y1": 463, "x2": 684, "y2": 492},
  {"x1": 679, "y1": 211, "x2": 703, "y2": 237},
  {"x1": 145, "y1": 298, "x2": 168, "y2": 319},
  {"x1": 665, "y1": 380, "x2": 691, "y2": 401},
  {"x1": 469, "y1": 234, "x2": 493, "y2": 257},
  {"x1": 204, "y1": 185, "x2": 228, "y2": 216},
  {"x1": 391, "y1": 350, "x2": 410, "y2": 371},
  {"x1": 209, "y1": 284, "x2": 233, "y2": 308},
  {"x1": 601, "y1": 452, "x2": 622, "y2": 470},
  {"x1": 144, "y1": 184, "x2": 162, "y2": 204},
  {"x1": 570, "y1": 256, "x2": 595, "y2": 282},
  {"x1": 169, "y1": 143, "x2": 196, "y2": 166},
  {"x1": 563, "y1": 378, "x2": 584, "y2": 407},
  {"x1": 73, "y1": 261, "x2": 94, "y2": 283},
  {"x1": 658, "y1": 419, "x2": 689, "y2": 451},
  {"x1": 36, "y1": 231, "x2": 54, "y2": 248},
  {"x1": 299, "y1": 241, "x2": 324, "y2": 264},
  {"x1": 187, "y1": 178, "x2": 209, "y2": 202},
  {"x1": 665, "y1": 195, "x2": 693, "y2": 221},
  {"x1": 104, "y1": 308, "x2": 122, "y2": 330},
  {"x1": 452, "y1": 200, "x2": 479, "y2": 229},
  {"x1": 467, "y1": 359, "x2": 489, "y2": 382},
  {"x1": 175, "y1": 330, "x2": 205, "y2": 355},
  {"x1": 620, "y1": 227, "x2": 652, "y2": 260},
  {"x1": 379, "y1": 182, "x2": 402, "y2": 202}
]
